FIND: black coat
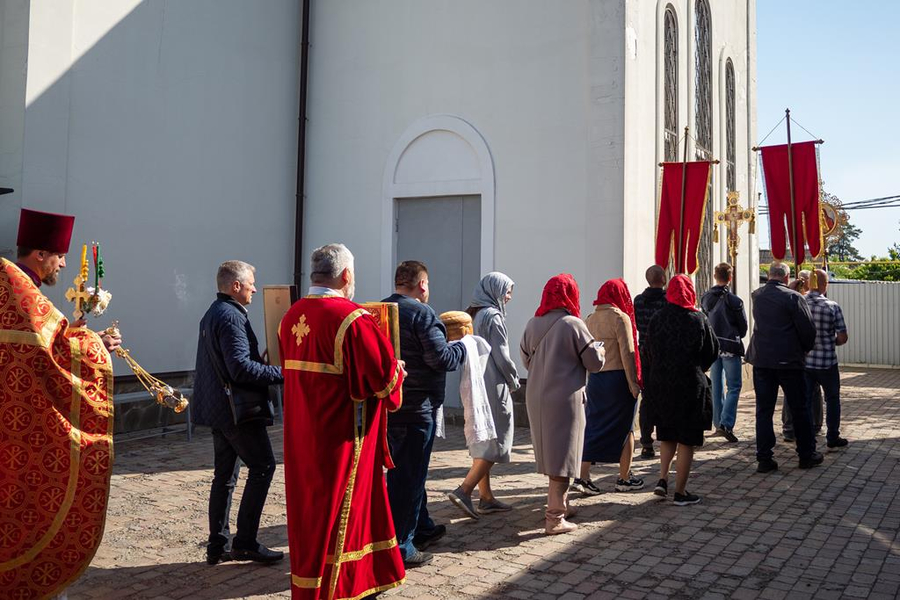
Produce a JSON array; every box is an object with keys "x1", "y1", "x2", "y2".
[
  {"x1": 745, "y1": 281, "x2": 816, "y2": 369},
  {"x1": 700, "y1": 285, "x2": 748, "y2": 356},
  {"x1": 643, "y1": 304, "x2": 719, "y2": 432},
  {"x1": 192, "y1": 293, "x2": 283, "y2": 430}
]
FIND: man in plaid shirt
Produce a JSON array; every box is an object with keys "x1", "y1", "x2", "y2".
[{"x1": 805, "y1": 269, "x2": 849, "y2": 449}]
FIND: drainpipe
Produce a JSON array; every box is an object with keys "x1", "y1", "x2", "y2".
[{"x1": 294, "y1": 0, "x2": 311, "y2": 288}]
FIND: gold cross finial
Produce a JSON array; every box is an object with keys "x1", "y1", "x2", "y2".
[{"x1": 292, "y1": 315, "x2": 311, "y2": 346}]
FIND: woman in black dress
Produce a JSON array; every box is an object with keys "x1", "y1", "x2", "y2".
[{"x1": 644, "y1": 275, "x2": 718, "y2": 505}]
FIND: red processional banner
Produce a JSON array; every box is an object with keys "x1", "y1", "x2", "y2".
[
  {"x1": 0, "y1": 258, "x2": 114, "y2": 599},
  {"x1": 760, "y1": 140, "x2": 822, "y2": 265},
  {"x1": 655, "y1": 161, "x2": 713, "y2": 274}
]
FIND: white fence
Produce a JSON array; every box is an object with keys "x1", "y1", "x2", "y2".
[{"x1": 827, "y1": 280, "x2": 900, "y2": 368}]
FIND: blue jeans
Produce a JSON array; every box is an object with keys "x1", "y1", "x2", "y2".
[
  {"x1": 753, "y1": 367, "x2": 817, "y2": 461},
  {"x1": 710, "y1": 355, "x2": 743, "y2": 430},
  {"x1": 386, "y1": 409, "x2": 438, "y2": 559},
  {"x1": 805, "y1": 365, "x2": 842, "y2": 442}
]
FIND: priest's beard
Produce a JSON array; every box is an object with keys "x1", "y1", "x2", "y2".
[
  {"x1": 346, "y1": 281, "x2": 355, "y2": 301},
  {"x1": 41, "y1": 271, "x2": 59, "y2": 286}
]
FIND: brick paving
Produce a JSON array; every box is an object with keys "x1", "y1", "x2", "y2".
[{"x1": 70, "y1": 367, "x2": 900, "y2": 599}]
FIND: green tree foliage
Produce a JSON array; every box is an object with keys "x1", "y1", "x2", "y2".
[
  {"x1": 826, "y1": 221, "x2": 863, "y2": 262},
  {"x1": 846, "y1": 247, "x2": 900, "y2": 282}
]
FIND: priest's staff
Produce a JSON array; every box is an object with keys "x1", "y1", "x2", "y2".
[{"x1": 785, "y1": 109, "x2": 800, "y2": 284}]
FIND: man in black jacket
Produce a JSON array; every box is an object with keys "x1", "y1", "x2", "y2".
[
  {"x1": 700, "y1": 263, "x2": 748, "y2": 443},
  {"x1": 633, "y1": 265, "x2": 668, "y2": 458},
  {"x1": 746, "y1": 262, "x2": 822, "y2": 473},
  {"x1": 383, "y1": 261, "x2": 465, "y2": 567},
  {"x1": 193, "y1": 260, "x2": 284, "y2": 565}
]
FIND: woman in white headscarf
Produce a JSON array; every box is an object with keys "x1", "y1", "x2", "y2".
[{"x1": 448, "y1": 272, "x2": 521, "y2": 518}]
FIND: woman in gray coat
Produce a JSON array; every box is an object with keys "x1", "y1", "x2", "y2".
[
  {"x1": 448, "y1": 272, "x2": 520, "y2": 518},
  {"x1": 520, "y1": 274, "x2": 605, "y2": 535}
]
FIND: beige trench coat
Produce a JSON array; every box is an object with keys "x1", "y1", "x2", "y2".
[{"x1": 520, "y1": 310, "x2": 606, "y2": 478}]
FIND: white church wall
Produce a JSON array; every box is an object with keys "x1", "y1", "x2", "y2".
[
  {"x1": 0, "y1": 0, "x2": 30, "y2": 255},
  {"x1": 305, "y1": 0, "x2": 627, "y2": 358},
  {"x1": 16, "y1": 0, "x2": 300, "y2": 372}
]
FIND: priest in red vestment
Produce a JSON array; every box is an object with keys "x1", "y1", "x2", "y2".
[
  {"x1": 1, "y1": 208, "x2": 121, "y2": 599},
  {"x1": 279, "y1": 243, "x2": 406, "y2": 600}
]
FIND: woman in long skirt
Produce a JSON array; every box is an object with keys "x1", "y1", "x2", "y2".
[
  {"x1": 575, "y1": 279, "x2": 644, "y2": 494},
  {"x1": 448, "y1": 272, "x2": 520, "y2": 518},
  {"x1": 520, "y1": 274, "x2": 606, "y2": 534}
]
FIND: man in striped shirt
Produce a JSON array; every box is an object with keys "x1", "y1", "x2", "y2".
[{"x1": 805, "y1": 270, "x2": 849, "y2": 449}]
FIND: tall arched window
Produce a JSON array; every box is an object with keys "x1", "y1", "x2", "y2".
[
  {"x1": 725, "y1": 59, "x2": 736, "y2": 191},
  {"x1": 664, "y1": 6, "x2": 678, "y2": 162},
  {"x1": 694, "y1": 0, "x2": 713, "y2": 287}
]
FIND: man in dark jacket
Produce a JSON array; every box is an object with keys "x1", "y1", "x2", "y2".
[
  {"x1": 746, "y1": 262, "x2": 821, "y2": 473},
  {"x1": 633, "y1": 265, "x2": 668, "y2": 458},
  {"x1": 193, "y1": 260, "x2": 284, "y2": 565},
  {"x1": 383, "y1": 261, "x2": 465, "y2": 567},
  {"x1": 700, "y1": 263, "x2": 748, "y2": 443}
]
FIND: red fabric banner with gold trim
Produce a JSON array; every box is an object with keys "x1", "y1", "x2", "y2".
[
  {"x1": 655, "y1": 161, "x2": 713, "y2": 274},
  {"x1": 0, "y1": 258, "x2": 114, "y2": 599},
  {"x1": 760, "y1": 140, "x2": 822, "y2": 265}
]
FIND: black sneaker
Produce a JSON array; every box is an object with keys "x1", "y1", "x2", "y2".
[
  {"x1": 615, "y1": 474, "x2": 645, "y2": 492},
  {"x1": 572, "y1": 478, "x2": 602, "y2": 496},
  {"x1": 206, "y1": 549, "x2": 232, "y2": 565},
  {"x1": 722, "y1": 427, "x2": 739, "y2": 443},
  {"x1": 827, "y1": 437, "x2": 848, "y2": 449},
  {"x1": 653, "y1": 479, "x2": 668, "y2": 497},
  {"x1": 403, "y1": 548, "x2": 433, "y2": 568},
  {"x1": 230, "y1": 544, "x2": 284, "y2": 564},
  {"x1": 799, "y1": 452, "x2": 824, "y2": 469},
  {"x1": 783, "y1": 432, "x2": 795, "y2": 443},
  {"x1": 413, "y1": 524, "x2": 446, "y2": 551},
  {"x1": 711, "y1": 426, "x2": 726, "y2": 438},
  {"x1": 757, "y1": 458, "x2": 778, "y2": 473},
  {"x1": 640, "y1": 446, "x2": 655, "y2": 459},
  {"x1": 673, "y1": 491, "x2": 701, "y2": 506}
]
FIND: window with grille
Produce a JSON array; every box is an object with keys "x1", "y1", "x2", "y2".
[
  {"x1": 694, "y1": 0, "x2": 713, "y2": 289},
  {"x1": 726, "y1": 59, "x2": 736, "y2": 192},
  {"x1": 664, "y1": 6, "x2": 678, "y2": 162}
]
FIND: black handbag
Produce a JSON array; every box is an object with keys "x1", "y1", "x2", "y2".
[{"x1": 202, "y1": 327, "x2": 275, "y2": 426}]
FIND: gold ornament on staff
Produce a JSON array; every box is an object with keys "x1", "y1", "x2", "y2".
[
  {"x1": 713, "y1": 191, "x2": 755, "y2": 293},
  {"x1": 65, "y1": 242, "x2": 188, "y2": 414},
  {"x1": 104, "y1": 321, "x2": 188, "y2": 413}
]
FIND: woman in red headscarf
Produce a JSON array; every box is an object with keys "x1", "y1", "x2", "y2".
[
  {"x1": 520, "y1": 274, "x2": 606, "y2": 535},
  {"x1": 574, "y1": 279, "x2": 644, "y2": 496},
  {"x1": 643, "y1": 275, "x2": 718, "y2": 506}
]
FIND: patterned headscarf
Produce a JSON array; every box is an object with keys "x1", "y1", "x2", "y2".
[
  {"x1": 593, "y1": 278, "x2": 641, "y2": 387},
  {"x1": 470, "y1": 272, "x2": 515, "y2": 317},
  {"x1": 535, "y1": 274, "x2": 581, "y2": 318},
  {"x1": 667, "y1": 274, "x2": 699, "y2": 311}
]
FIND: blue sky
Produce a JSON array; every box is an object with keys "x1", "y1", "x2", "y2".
[{"x1": 757, "y1": 1, "x2": 900, "y2": 257}]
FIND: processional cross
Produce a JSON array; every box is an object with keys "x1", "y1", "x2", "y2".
[{"x1": 714, "y1": 191, "x2": 755, "y2": 292}]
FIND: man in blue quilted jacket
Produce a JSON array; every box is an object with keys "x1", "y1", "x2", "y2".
[{"x1": 193, "y1": 260, "x2": 284, "y2": 566}]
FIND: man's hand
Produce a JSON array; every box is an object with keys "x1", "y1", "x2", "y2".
[
  {"x1": 101, "y1": 331, "x2": 122, "y2": 353},
  {"x1": 72, "y1": 318, "x2": 87, "y2": 328},
  {"x1": 398, "y1": 359, "x2": 408, "y2": 379}
]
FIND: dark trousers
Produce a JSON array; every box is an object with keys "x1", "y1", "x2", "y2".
[
  {"x1": 386, "y1": 409, "x2": 438, "y2": 559},
  {"x1": 639, "y1": 398, "x2": 655, "y2": 448},
  {"x1": 782, "y1": 383, "x2": 823, "y2": 436},
  {"x1": 753, "y1": 367, "x2": 816, "y2": 461},
  {"x1": 208, "y1": 422, "x2": 276, "y2": 554},
  {"x1": 805, "y1": 365, "x2": 842, "y2": 442}
]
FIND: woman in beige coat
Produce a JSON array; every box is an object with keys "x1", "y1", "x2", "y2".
[{"x1": 520, "y1": 274, "x2": 606, "y2": 535}]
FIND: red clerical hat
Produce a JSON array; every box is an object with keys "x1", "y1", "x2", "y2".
[{"x1": 16, "y1": 208, "x2": 76, "y2": 254}]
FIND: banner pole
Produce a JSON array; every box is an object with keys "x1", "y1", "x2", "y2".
[
  {"x1": 785, "y1": 108, "x2": 798, "y2": 280},
  {"x1": 678, "y1": 126, "x2": 689, "y2": 273}
]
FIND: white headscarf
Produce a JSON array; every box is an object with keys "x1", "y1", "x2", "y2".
[{"x1": 470, "y1": 272, "x2": 514, "y2": 317}]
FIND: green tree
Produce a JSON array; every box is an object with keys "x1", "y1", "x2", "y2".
[
  {"x1": 826, "y1": 221, "x2": 863, "y2": 262},
  {"x1": 847, "y1": 247, "x2": 900, "y2": 281}
]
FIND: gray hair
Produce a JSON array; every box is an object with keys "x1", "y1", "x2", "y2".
[
  {"x1": 310, "y1": 243, "x2": 354, "y2": 283},
  {"x1": 217, "y1": 260, "x2": 255, "y2": 292},
  {"x1": 767, "y1": 261, "x2": 790, "y2": 281}
]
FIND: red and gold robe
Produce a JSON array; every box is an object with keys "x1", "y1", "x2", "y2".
[
  {"x1": 0, "y1": 258, "x2": 114, "y2": 599},
  {"x1": 279, "y1": 295, "x2": 405, "y2": 600}
]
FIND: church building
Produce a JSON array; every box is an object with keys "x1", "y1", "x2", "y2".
[{"x1": 0, "y1": 1, "x2": 757, "y2": 394}]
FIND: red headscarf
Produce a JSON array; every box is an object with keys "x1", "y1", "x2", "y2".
[
  {"x1": 667, "y1": 274, "x2": 699, "y2": 311},
  {"x1": 593, "y1": 278, "x2": 642, "y2": 387},
  {"x1": 535, "y1": 273, "x2": 581, "y2": 318}
]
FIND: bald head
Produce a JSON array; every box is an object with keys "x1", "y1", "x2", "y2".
[
  {"x1": 812, "y1": 269, "x2": 829, "y2": 293},
  {"x1": 646, "y1": 265, "x2": 666, "y2": 288}
]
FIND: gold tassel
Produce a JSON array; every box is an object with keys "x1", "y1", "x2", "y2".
[{"x1": 713, "y1": 228, "x2": 719, "y2": 244}]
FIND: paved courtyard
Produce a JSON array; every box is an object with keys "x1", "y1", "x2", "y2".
[{"x1": 71, "y1": 367, "x2": 900, "y2": 599}]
